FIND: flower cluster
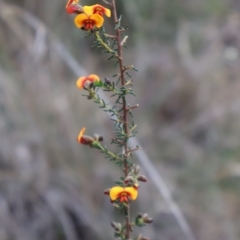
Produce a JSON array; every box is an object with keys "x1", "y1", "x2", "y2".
[{"x1": 66, "y1": 0, "x2": 111, "y2": 30}]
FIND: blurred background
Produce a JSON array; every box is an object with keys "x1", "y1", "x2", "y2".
[{"x1": 0, "y1": 0, "x2": 240, "y2": 240}]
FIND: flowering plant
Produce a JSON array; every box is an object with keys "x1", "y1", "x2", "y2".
[{"x1": 66, "y1": 0, "x2": 152, "y2": 239}]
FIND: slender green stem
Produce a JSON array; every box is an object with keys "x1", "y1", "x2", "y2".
[
  {"x1": 93, "y1": 141, "x2": 123, "y2": 161},
  {"x1": 95, "y1": 32, "x2": 119, "y2": 59},
  {"x1": 92, "y1": 94, "x2": 120, "y2": 118}
]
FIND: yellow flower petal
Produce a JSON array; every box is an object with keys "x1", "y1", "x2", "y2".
[
  {"x1": 74, "y1": 13, "x2": 88, "y2": 28},
  {"x1": 83, "y1": 5, "x2": 94, "y2": 15},
  {"x1": 110, "y1": 186, "x2": 124, "y2": 201},
  {"x1": 104, "y1": 8, "x2": 111, "y2": 18},
  {"x1": 125, "y1": 187, "x2": 138, "y2": 200},
  {"x1": 76, "y1": 76, "x2": 86, "y2": 88},
  {"x1": 83, "y1": 4, "x2": 111, "y2": 17},
  {"x1": 93, "y1": 4, "x2": 111, "y2": 18},
  {"x1": 88, "y1": 74, "x2": 100, "y2": 82},
  {"x1": 89, "y1": 14, "x2": 104, "y2": 28},
  {"x1": 76, "y1": 75, "x2": 100, "y2": 89},
  {"x1": 77, "y1": 127, "x2": 86, "y2": 142}
]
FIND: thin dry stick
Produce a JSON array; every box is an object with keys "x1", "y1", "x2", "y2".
[
  {"x1": 111, "y1": 0, "x2": 131, "y2": 238},
  {"x1": 0, "y1": 2, "x2": 197, "y2": 240}
]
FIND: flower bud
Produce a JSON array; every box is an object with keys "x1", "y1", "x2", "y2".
[
  {"x1": 93, "y1": 134, "x2": 104, "y2": 142},
  {"x1": 138, "y1": 234, "x2": 150, "y2": 240},
  {"x1": 103, "y1": 189, "x2": 110, "y2": 195},
  {"x1": 77, "y1": 135, "x2": 94, "y2": 145},
  {"x1": 136, "y1": 213, "x2": 153, "y2": 226},
  {"x1": 133, "y1": 165, "x2": 141, "y2": 175},
  {"x1": 135, "y1": 214, "x2": 144, "y2": 227},
  {"x1": 98, "y1": 136, "x2": 104, "y2": 141},
  {"x1": 66, "y1": 4, "x2": 84, "y2": 14},
  {"x1": 142, "y1": 213, "x2": 148, "y2": 219},
  {"x1": 144, "y1": 218, "x2": 153, "y2": 224},
  {"x1": 111, "y1": 222, "x2": 121, "y2": 232},
  {"x1": 104, "y1": 78, "x2": 112, "y2": 86},
  {"x1": 142, "y1": 213, "x2": 153, "y2": 224},
  {"x1": 124, "y1": 175, "x2": 135, "y2": 184},
  {"x1": 137, "y1": 175, "x2": 147, "y2": 182}
]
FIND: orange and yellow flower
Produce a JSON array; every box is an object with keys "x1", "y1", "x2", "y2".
[
  {"x1": 74, "y1": 13, "x2": 104, "y2": 30},
  {"x1": 77, "y1": 127, "x2": 94, "y2": 145},
  {"x1": 83, "y1": 4, "x2": 111, "y2": 18},
  {"x1": 109, "y1": 186, "x2": 138, "y2": 203},
  {"x1": 66, "y1": 0, "x2": 83, "y2": 14},
  {"x1": 76, "y1": 74, "x2": 100, "y2": 89},
  {"x1": 77, "y1": 127, "x2": 86, "y2": 143}
]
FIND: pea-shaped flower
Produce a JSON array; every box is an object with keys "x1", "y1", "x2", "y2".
[
  {"x1": 65, "y1": 0, "x2": 83, "y2": 14},
  {"x1": 77, "y1": 128, "x2": 94, "y2": 145},
  {"x1": 76, "y1": 74, "x2": 100, "y2": 89},
  {"x1": 74, "y1": 13, "x2": 104, "y2": 30},
  {"x1": 109, "y1": 186, "x2": 138, "y2": 203}
]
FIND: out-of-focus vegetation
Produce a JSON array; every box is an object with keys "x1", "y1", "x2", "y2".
[{"x1": 0, "y1": 0, "x2": 240, "y2": 239}]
